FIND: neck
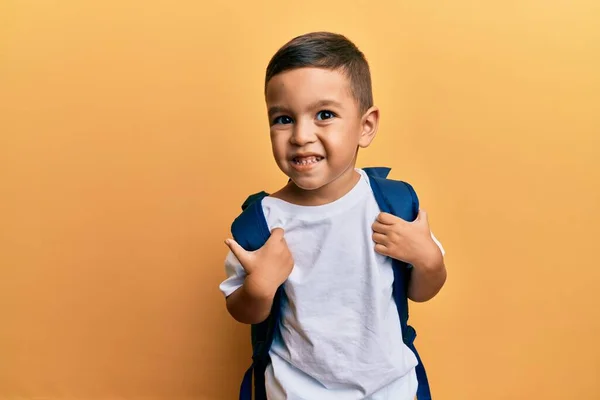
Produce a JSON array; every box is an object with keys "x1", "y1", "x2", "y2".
[{"x1": 281, "y1": 165, "x2": 360, "y2": 206}]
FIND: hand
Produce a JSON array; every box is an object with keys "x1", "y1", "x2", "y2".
[
  {"x1": 225, "y1": 228, "x2": 294, "y2": 299},
  {"x1": 372, "y1": 210, "x2": 442, "y2": 268}
]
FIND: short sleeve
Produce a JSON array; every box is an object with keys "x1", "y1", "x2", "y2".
[
  {"x1": 218, "y1": 250, "x2": 247, "y2": 297},
  {"x1": 431, "y1": 232, "x2": 446, "y2": 256}
]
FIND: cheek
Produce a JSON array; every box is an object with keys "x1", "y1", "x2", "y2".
[
  {"x1": 270, "y1": 132, "x2": 288, "y2": 157},
  {"x1": 321, "y1": 128, "x2": 359, "y2": 159}
]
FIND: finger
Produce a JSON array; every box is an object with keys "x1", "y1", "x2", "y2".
[
  {"x1": 225, "y1": 238, "x2": 253, "y2": 272},
  {"x1": 372, "y1": 232, "x2": 387, "y2": 245},
  {"x1": 372, "y1": 221, "x2": 390, "y2": 234},
  {"x1": 374, "y1": 243, "x2": 389, "y2": 256},
  {"x1": 265, "y1": 228, "x2": 287, "y2": 250},
  {"x1": 269, "y1": 227, "x2": 285, "y2": 240},
  {"x1": 377, "y1": 212, "x2": 400, "y2": 225}
]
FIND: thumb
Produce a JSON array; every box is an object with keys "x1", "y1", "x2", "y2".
[
  {"x1": 225, "y1": 238, "x2": 253, "y2": 270},
  {"x1": 416, "y1": 209, "x2": 429, "y2": 224}
]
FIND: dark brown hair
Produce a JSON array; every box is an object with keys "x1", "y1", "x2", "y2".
[{"x1": 265, "y1": 32, "x2": 373, "y2": 113}]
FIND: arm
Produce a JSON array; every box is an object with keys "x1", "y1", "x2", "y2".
[
  {"x1": 372, "y1": 210, "x2": 447, "y2": 302},
  {"x1": 221, "y1": 227, "x2": 293, "y2": 324},
  {"x1": 408, "y1": 244, "x2": 447, "y2": 302},
  {"x1": 226, "y1": 280, "x2": 275, "y2": 325}
]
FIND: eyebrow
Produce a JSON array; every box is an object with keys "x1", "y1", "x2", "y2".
[
  {"x1": 267, "y1": 99, "x2": 344, "y2": 118},
  {"x1": 267, "y1": 106, "x2": 289, "y2": 118}
]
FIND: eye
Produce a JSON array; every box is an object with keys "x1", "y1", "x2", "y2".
[
  {"x1": 316, "y1": 110, "x2": 336, "y2": 121},
  {"x1": 273, "y1": 115, "x2": 293, "y2": 125}
]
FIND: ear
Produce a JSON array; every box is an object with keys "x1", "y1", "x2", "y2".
[{"x1": 358, "y1": 106, "x2": 380, "y2": 148}]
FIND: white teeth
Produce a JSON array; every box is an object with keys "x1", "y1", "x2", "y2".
[{"x1": 293, "y1": 156, "x2": 322, "y2": 165}]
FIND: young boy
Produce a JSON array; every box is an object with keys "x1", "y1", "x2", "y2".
[{"x1": 219, "y1": 32, "x2": 447, "y2": 400}]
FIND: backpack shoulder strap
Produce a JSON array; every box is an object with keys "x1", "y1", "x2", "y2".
[
  {"x1": 364, "y1": 167, "x2": 418, "y2": 328},
  {"x1": 231, "y1": 191, "x2": 271, "y2": 252},
  {"x1": 363, "y1": 167, "x2": 419, "y2": 221},
  {"x1": 230, "y1": 191, "x2": 283, "y2": 400},
  {"x1": 363, "y1": 167, "x2": 433, "y2": 400}
]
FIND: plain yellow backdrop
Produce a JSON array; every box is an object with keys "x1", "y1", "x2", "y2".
[{"x1": 1, "y1": 1, "x2": 599, "y2": 399}]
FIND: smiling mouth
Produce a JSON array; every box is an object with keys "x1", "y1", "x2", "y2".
[{"x1": 292, "y1": 156, "x2": 324, "y2": 165}]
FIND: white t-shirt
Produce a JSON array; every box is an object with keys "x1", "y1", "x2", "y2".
[{"x1": 219, "y1": 169, "x2": 444, "y2": 400}]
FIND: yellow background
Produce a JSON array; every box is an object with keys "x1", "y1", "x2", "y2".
[{"x1": 1, "y1": 1, "x2": 599, "y2": 399}]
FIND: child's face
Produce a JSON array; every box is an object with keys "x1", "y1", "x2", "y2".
[{"x1": 265, "y1": 67, "x2": 378, "y2": 194}]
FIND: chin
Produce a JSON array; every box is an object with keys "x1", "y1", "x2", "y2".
[{"x1": 288, "y1": 175, "x2": 329, "y2": 191}]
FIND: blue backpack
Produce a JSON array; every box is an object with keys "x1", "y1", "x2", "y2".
[{"x1": 230, "y1": 167, "x2": 432, "y2": 400}]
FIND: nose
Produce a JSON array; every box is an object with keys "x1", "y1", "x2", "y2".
[{"x1": 290, "y1": 120, "x2": 317, "y2": 146}]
